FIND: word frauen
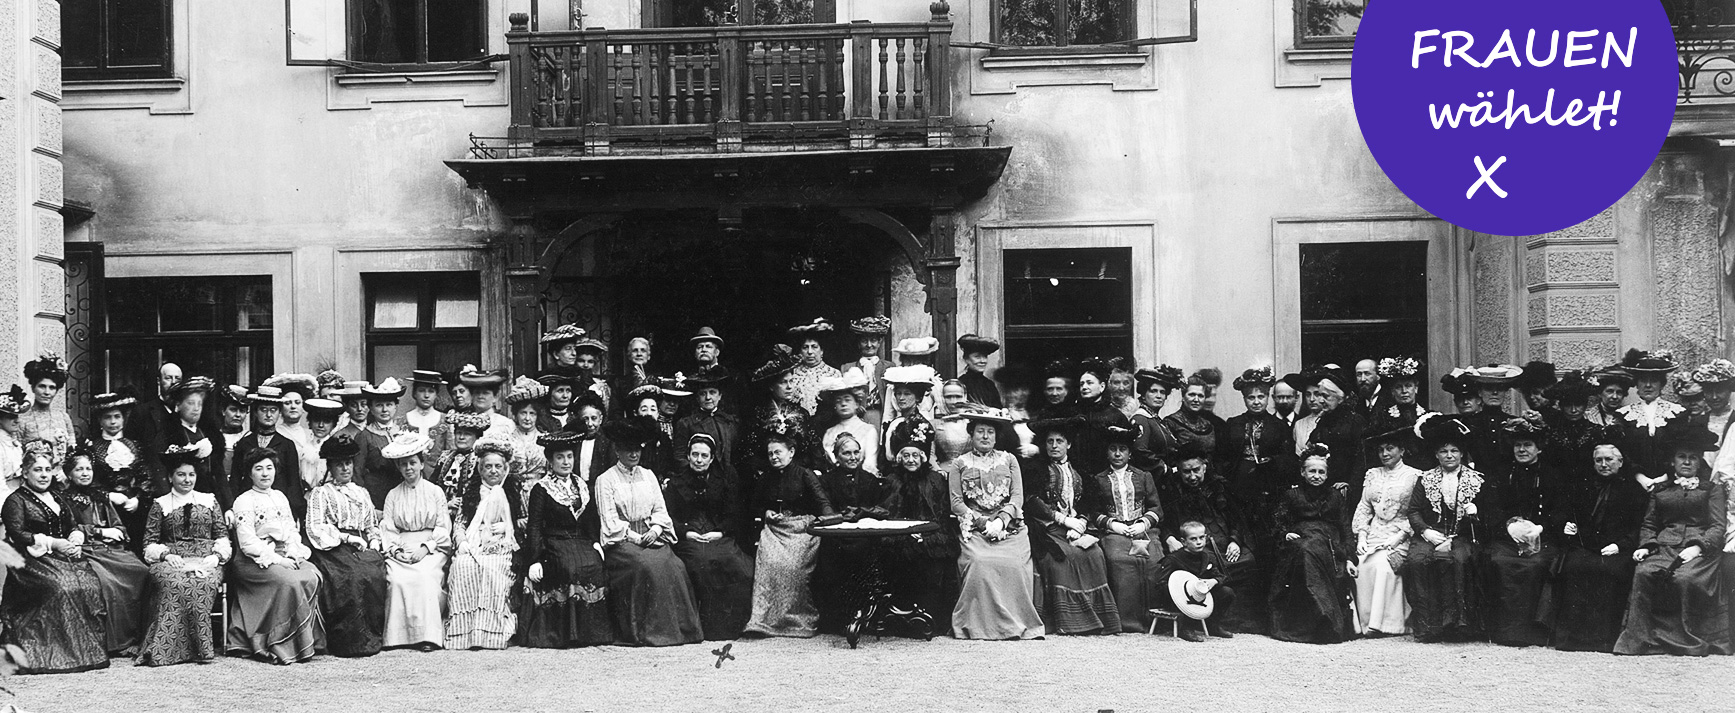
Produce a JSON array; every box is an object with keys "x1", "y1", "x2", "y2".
[{"x1": 1411, "y1": 28, "x2": 1637, "y2": 69}]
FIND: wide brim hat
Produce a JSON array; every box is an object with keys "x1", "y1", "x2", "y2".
[
  {"x1": 336, "y1": 380, "x2": 370, "y2": 400},
  {"x1": 1310, "y1": 369, "x2": 1355, "y2": 398},
  {"x1": 247, "y1": 384, "x2": 289, "y2": 406},
  {"x1": 1102, "y1": 423, "x2": 1138, "y2": 447},
  {"x1": 315, "y1": 369, "x2": 347, "y2": 392},
  {"x1": 536, "y1": 365, "x2": 588, "y2": 388},
  {"x1": 689, "y1": 326, "x2": 725, "y2": 348},
  {"x1": 887, "y1": 418, "x2": 936, "y2": 455},
  {"x1": 1278, "y1": 372, "x2": 1312, "y2": 393},
  {"x1": 991, "y1": 363, "x2": 1037, "y2": 390},
  {"x1": 1542, "y1": 372, "x2": 1596, "y2": 402},
  {"x1": 1619, "y1": 348, "x2": 1679, "y2": 375},
  {"x1": 539, "y1": 323, "x2": 585, "y2": 347},
  {"x1": 603, "y1": 417, "x2": 660, "y2": 450},
  {"x1": 303, "y1": 398, "x2": 344, "y2": 420},
  {"x1": 362, "y1": 377, "x2": 406, "y2": 400},
  {"x1": 849, "y1": 316, "x2": 891, "y2": 336},
  {"x1": 1414, "y1": 412, "x2": 1474, "y2": 449},
  {"x1": 892, "y1": 337, "x2": 939, "y2": 357},
  {"x1": 1691, "y1": 359, "x2": 1735, "y2": 389},
  {"x1": 1502, "y1": 417, "x2": 1548, "y2": 442},
  {"x1": 169, "y1": 376, "x2": 215, "y2": 402},
  {"x1": 1516, "y1": 361, "x2": 1557, "y2": 390},
  {"x1": 445, "y1": 410, "x2": 493, "y2": 434},
  {"x1": 956, "y1": 333, "x2": 1001, "y2": 357},
  {"x1": 1669, "y1": 428, "x2": 1720, "y2": 455},
  {"x1": 408, "y1": 369, "x2": 446, "y2": 387},
  {"x1": 537, "y1": 430, "x2": 586, "y2": 454},
  {"x1": 685, "y1": 365, "x2": 734, "y2": 388},
  {"x1": 262, "y1": 373, "x2": 317, "y2": 400},
  {"x1": 1029, "y1": 415, "x2": 1085, "y2": 441},
  {"x1": 818, "y1": 368, "x2": 871, "y2": 396},
  {"x1": 1135, "y1": 365, "x2": 1185, "y2": 391},
  {"x1": 884, "y1": 364, "x2": 938, "y2": 388},
  {"x1": 1375, "y1": 357, "x2": 1424, "y2": 382},
  {"x1": 627, "y1": 383, "x2": 664, "y2": 402},
  {"x1": 1467, "y1": 364, "x2": 1524, "y2": 388},
  {"x1": 1231, "y1": 366, "x2": 1277, "y2": 392},
  {"x1": 0, "y1": 385, "x2": 29, "y2": 417},
  {"x1": 319, "y1": 435, "x2": 361, "y2": 461},
  {"x1": 654, "y1": 376, "x2": 692, "y2": 398},
  {"x1": 159, "y1": 444, "x2": 205, "y2": 471},
  {"x1": 1364, "y1": 424, "x2": 1418, "y2": 449},
  {"x1": 1588, "y1": 366, "x2": 1636, "y2": 389},
  {"x1": 1439, "y1": 369, "x2": 1477, "y2": 397},
  {"x1": 786, "y1": 318, "x2": 836, "y2": 340},
  {"x1": 216, "y1": 384, "x2": 250, "y2": 410},
  {"x1": 959, "y1": 408, "x2": 1014, "y2": 428},
  {"x1": 379, "y1": 432, "x2": 432, "y2": 460},
  {"x1": 22, "y1": 354, "x2": 67, "y2": 386},
  {"x1": 750, "y1": 345, "x2": 798, "y2": 384},
  {"x1": 504, "y1": 376, "x2": 550, "y2": 406},
  {"x1": 471, "y1": 437, "x2": 517, "y2": 463},
  {"x1": 1166, "y1": 570, "x2": 1216, "y2": 620},
  {"x1": 458, "y1": 367, "x2": 510, "y2": 391},
  {"x1": 573, "y1": 338, "x2": 609, "y2": 355},
  {"x1": 90, "y1": 388, "x2": 139, "y2": 414}
]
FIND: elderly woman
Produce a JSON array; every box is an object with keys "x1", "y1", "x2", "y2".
[
  {"x1": 665, "y1": 434, "x2": 754, "y2": 640},
  {"x1": 1084, "y1": 424, "x2": 1163, "y2": 634},
  {"x1": 62, "y1": 446, "x2": 150, "y2": 655},
  {"x1": 1351, "y1": 426, "x2": 1420, "y2": 636},
  {"x1": 519, "y1": 431, "x2": 613, "y2": 648},
  {"x1": 786, "y1": 319, "x2": 843, "y2": 416},
  {"x1": 227, "y1": 447, "x2": 324, "y2": 664},
  {"x1": 502, "y1": 376, "x2": 551, "y2": 485},
  {"x1": 1615, "y1": 430, "x2": 1732, "y2": 656},
  {"x1": 1024, "y1": 417, "x2": 1118, "y2": 635},
  {"x1": 816, "y1": 369, "x2": 879, "y2": 474},
  {"x1": 947, "y1": 411, "x2": 1045, "y2": 640},
  {"x1": 137, "y1": 446, "x2": 230, "y2": 666},
  {"x1": 446, "y1": 437, "x2": 521, "y2": 650},
  {"x1": 1035, "y1": 360, "x2": 1074, "y2": 421},
  {"x1": 1267, "y1": 445, "x2": 1357, "y2": 644},
  {"x1": 1, "y1": 441, "x2": 109, "y2": 672},
  {"x1": 1219, "y1": 367, "x2": 1292, "y2": 535},
  {"x1": 1551, "y1": 443, "x2": 1648, "y2": 652},
  {"x1": 813, "y1": 431, "x2": 892, "y2": 633},
  {"x1": 877, "y1": 419, "x2": 962, "y2": 637},
  {"x1": 596, "y1": 419, "x2": 703, "y2": 646},
  {"x1": 1405, "y1": 414, "x2": 1500, "y2": 643},
  {"x1": 1483, "y1": 421, "x2": 1558, "y2": 647},
  {"x1": 745, "y1": 433, "x2": 835, "y2": 637},
  {"x1": 18, "y1": 355, "x2": 74, "y2": 463},
  {"x1": 612, "y1": 336, "x2": 659, "y2": 411},
  {"x1": 380, "y1": 432, "x2": 452, "y2": 651},
  {"x1": 305, "y1": 436, "x2": 388, "y2": 658}
]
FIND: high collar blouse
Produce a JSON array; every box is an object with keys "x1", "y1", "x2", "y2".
[
  {"x1": 596, "y1": 463, "x2": 674, "y2": 546},
  {"x1": 307, "y1": 481, "x2": 380, "y2": 550}
]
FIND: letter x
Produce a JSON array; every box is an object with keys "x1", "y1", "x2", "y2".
[{"x1": 1466, "y1": 155, "x2": 1508, "y2": 199}]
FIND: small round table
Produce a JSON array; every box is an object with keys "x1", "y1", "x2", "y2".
[{"x1": 810, "y1": 519, "x2": 942, "y2": 648}]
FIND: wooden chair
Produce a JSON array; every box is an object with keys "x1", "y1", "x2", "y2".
[{"x1": 1147, "y1": 608, "x2": 1209, "y2": 638}]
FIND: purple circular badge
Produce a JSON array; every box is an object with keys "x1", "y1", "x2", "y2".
[{"x1": 1352, "y1": 0, "x2": 1678, "y2": 236}]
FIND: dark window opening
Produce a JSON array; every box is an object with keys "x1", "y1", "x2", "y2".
[
  {"x1": 1294, "y1": 0, "x2": 1366, "y2": 49},
  {"x1": 996, "y1": 0, "x2": 1134, "y2": 49},
  {"x1": 103, "y1": 276, "x2": 273, "y2": 392},
  {"x1": 62, "y1": 0, "x2": 173, "y2": 81},
  {"x1": 1004, "y1": 247, "x2": 1134, "y2": 368},
  {"x1": 1299, "y1": 241, "x2": 1428, "y2": 383},
  {"x1": 350, "y1": 0, "x2": 488, "y2": 66},
  {"x1": 365, "y1": 272, "x2": 482, "y2": 382},
  {"x1": 655, "y1": 0, "x2": 835, "y2": 27}
]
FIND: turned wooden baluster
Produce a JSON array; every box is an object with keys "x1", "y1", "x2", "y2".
[
  {"x1": 894, "y1": 37, "x2": 907, "y2": 119},
  {"x1": 912, "y1": 37, "x2": 926, "y2": 119},
  {"x1": 876, "y1": 38, "x2": 889, "y2": 120}
]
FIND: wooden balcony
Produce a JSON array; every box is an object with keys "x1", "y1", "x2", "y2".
[{"x1": 488, "y1": 2, "x2": 976, "y2": 157}]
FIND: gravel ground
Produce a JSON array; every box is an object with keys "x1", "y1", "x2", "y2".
[{"x1": 10, "y1": 633, "x2": 1732, "y2": 712}]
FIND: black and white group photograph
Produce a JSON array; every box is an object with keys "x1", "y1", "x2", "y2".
[{"x1": 0, "y1": 0, "x2": 1732, "y2": 710}]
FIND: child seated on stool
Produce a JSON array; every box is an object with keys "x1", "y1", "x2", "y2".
[{"x1": 1158, "y1": 520, "x2": 1236, "y2": 642}]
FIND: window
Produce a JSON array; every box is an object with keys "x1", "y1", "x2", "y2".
[
  {"x1": 350, "y1": 0, "x2": 488, "y2": 66},
  {"x1": 103, "y1": 276, "x2": 273, "y2": 392},
  {"x1": 1003, "y1": 247, "x2": 1134, "y2": 367},
  {"x1": 1299, "y1": 242, "x2": 1428, "y2": 372},
  {"x1": 62, "y1": 0, "x2": 173, "y2": 81},
  {"x1": 364, "y1": 272, "x2": 481, "y2": 382},
  {"x1": 653, "y1": 0, "x2": 836, "y2": 27},
  {"x1": 996, "y1": 0, "x2": 1134, "y2": 48},
  {"x1": 1294, "y1": 0, "x2": 1366, "y2": 48}
]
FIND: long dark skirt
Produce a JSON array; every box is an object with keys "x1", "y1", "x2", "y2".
[
  {"x1": 1551, "y1": 546, "x2": 1635, "y2": 652},
  {"x1": 1482, "y1": 541, "x2": 1554, "y2": 647},
  {"x1": 1216, "y1": 551, "x2": 1262, "y2": 635},
  {"x1": 1614, "y1": 545, "x2": 1732, "y2": 656},
  {"x1": 309, "y1": 544, "x2": 387, "y2": 657},
  {"x1": 138, "y1": 557, "x2": 222, "y2": 666},
  {"x1": 815, "y1": 538, "x2": 875, "y2": 634},
  {"x1": 519, "y1": 534, "x2": 613, "y2": 648},
  {"x1": 83, "y1": 543, "x2": 149, "y2": 654},
  {"x1": 1404, "y1": 537, "x2": 1482, "y2": 642},
  {"x1": 226, "y1": 557, "x2": 325, "y2": 664},
  {"x1": 605, "y1": 542, "x2": 704, "y2": 646},
  {"x1": 0, "y1": 554, "x2": 109, "y2": 673},
  {"x1": 1029, "y1": 527, "x2": 1118, "y2": 634},
  {"x1": 883, "y1": 551, "x2": 957, "y2": 638},
  {"x1": 1099, "y1": 533, "x2": 1161, "y2": 633},
  {"x1": 1267, "y1": 524, "x2": 1355, "y2": 644},
  {"x1": 673, "y1": 536, "x2": 755, "y2": 641}
]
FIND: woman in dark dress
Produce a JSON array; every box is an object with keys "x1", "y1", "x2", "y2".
[
  {"x1": 1070, "y1": 359, "x2": 1132, "y2": 477},
  {"x1": 1481, "y1": 421, "x2": 1559, "y2": 647},
  {"x1": 1405, "y1": 414, "x2": 1499, "y2": 643},
  {"x1": 878, "y1": 419, "x2": 961, "y2": 637},
  {"x1": 1550, "y1": 443, "x2": 1648, "y2": 652},
  {"x1": 303, "y1": 436, "x2": 388, "y2": 657},
  {"x1": 137, "y1": 446, "x2": 230, "y2": 666},
  {"x1": 1129, "y1": 366, "x2": 1183, "y2": 476},
  {"x1": 1614, "y1": 430, "x2": 1731, "y2": 656},
  {"x1": 84, "y1": 389, "x2": 151, "y2": 551},
  {"x1": 1084, "y1": 424, "x2": 1163, "y2": 634},
  {"x1": 595, "y1": 419, "x2": 703, "y2": 647},
  {"x1": 1163, "y1": 375, "x2": 1219, "y2": 464},
  {"x1": 0, "y1": 441, "x2": 109, "y2": 673},
  {"x1": 62, "y1": 447, "x2": 150, "y2": 655},
  {"x1": 745, "y1": 432, "x2": 836, "y2": 638},
  {"x1": 1024, "y1": 417, "x2": 1119, "y2": 635},
  {"x1": 813, "y1": 432, "x2": 892, "y2": 633},
  {"x1": 1267, "y1": 444, "x2": 1357, "y2": 644},
  {"x1": 1614, "y1": 349, "x2": 1694, "y2": 485},
  {"x1": 155, "y1": 377, "x2": 226, "y2": 504},
  {"x1": 664, "y1": 434, "x2": 755, "y2": 641},
  {"x1": 519, "y1": 431, "x2": 614, "y2": 648}
]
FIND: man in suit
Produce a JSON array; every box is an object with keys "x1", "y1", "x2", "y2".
[
  {"x1": 126, "y1": 362, "x2": 181, "y2": 455},
  {"x1": 1353, "y1": 359, "x2": 1389, "y2": 419}
]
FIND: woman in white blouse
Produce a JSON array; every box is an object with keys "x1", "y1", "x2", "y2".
[
  {"x1": 226, "y1": 447, "x2": 324, "y2": 664},
  {"x1": 379, "y1": 432, "x2": 451, "y2": 651},
  {"x1": 446, "y1": 438, "x2": 521, "y2": 650},
  {"x1": 305, "y1": 435, "x2": 387, "y2": 658},
  {"x1": 597, "y1": 418, "x2": 703, "y2": 646}
]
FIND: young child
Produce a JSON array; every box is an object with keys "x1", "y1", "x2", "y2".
[{"x1": 1157, "y1": 520, "x2": 1236, "y2": 642}]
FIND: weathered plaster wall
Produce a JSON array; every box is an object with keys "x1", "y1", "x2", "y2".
[{"x1": 0, "y1": 0, "x2": 64, "y2": 375}]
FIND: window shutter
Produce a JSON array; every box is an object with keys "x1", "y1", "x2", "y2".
[{"x1": 285, "y1": 0, "x2": 347, "y2": 65}]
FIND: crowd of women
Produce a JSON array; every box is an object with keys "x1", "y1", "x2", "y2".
[{"x1": 0, "y1": 319, "x2": 1730, "y2": 674}]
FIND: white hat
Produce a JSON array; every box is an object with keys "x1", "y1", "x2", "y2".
[{"x1": 892, "y1": 337, "x2": 940, "y2": 356}]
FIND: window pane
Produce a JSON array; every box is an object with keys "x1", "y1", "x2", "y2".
[
  {"x1": 1299, "y1": 0, "x2": 1366, "y2": 41},
  {"x1": 432, "y1": 341, "x2": 482, "y2": 375},
  {"x1": 158, "y1": 282, "x2": 220, "y2": 333},
  {"x1": 371, "y1": 344, "x2": 420, "y2": 384},
  {"x1": 106, "y1": 347, "x2": 159, "y2": 396},
  {"x1": 355, "y1": 0, "x2": 421, "y2": 63},
  {"x1": 371, "y1": 282, "x2": 421, "y2": 329},
  {"x1": 750, "y1": 0, "x2": 813, "y2": 25},
  {"x1": 1005, "y1": 248, "x2": 1132, "y2": 327},
  {"x1": 62, "y1": 0, "x2": 102, "y2": 69},
  {"x1": 1299, "y1": 241, "x2": 1429, "y2": 376},
  {"x1": 433, "y1": 276, "x2": 480, "y2": 328},
  {"x1": 105, "y1": 278, "x2": 158, "y2": 334},
  {"x1": 999, "y1": 0, "x2": 1061, "y2": 47},
  {"x1": 1005, "y1": 334, "x2": 1133, "y2": 375},
  {"x1": 107, "y1": 0, "x2": 167, "y2": 68},
  {"x1": 1070, "y1": 0, "x2": 1128, "y2": 45},
  {"x1": 235, "y1": 280, "x2": 273, "y2": 331},
  {"x1": 426, "y1": 0, "x2": 486, "y2": 61},
  {"x1": 670, "y1": 0, "x2": 735, "y2": 27}
]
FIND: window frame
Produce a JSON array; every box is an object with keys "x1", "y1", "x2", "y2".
[
  {"x1": 363, "y1": 271, "x2": 482, "y2": 382},
  {"x1": 1292, "y1": 0, "x2": 1365, "y2": 50},
  {"x1": 345, "y1": 0, "x2": 490, "y2": 70},
  {"x1": 989, "y1": 0, "x2": 1140, "y2": 53},
  {"x1": 62, "y1": 0, "x2": 175, "y2": 81},
  {"x1": 1001, "y1": 246, "x2": 1135, "y2": 364},
  {"x1": 101, "y1": 275, "x2": 274, "y2": 389}
]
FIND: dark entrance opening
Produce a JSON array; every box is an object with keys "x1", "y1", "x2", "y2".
[{"x1": 1299, "y1": 241, "x2": 1429, "y2": 390}]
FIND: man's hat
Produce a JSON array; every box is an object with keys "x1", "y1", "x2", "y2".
[
  {"x1": 408, "y1": 369, "x2": 446, "y2": 387},
  {"x1": 690, "y1": 326, "x2": 725, "y2": 348}
]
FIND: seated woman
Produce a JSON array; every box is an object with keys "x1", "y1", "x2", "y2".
[
  {"x1": 1405, "y1": 414, "x2": 1499, "y2": 643},
  {"x1": 814, "y1": 432, "x2": 892, "y2": 633},
  {"x1": 664, "y1": 434, "x2": 755, "y2": 641},
  {"x1": 0, "y1": 441, "x2": 108, "y2": 672},
  {"x1": 1267, "y1": 445, "x2": 1357, "y2": 644},
  {"x1": 62, "y1": 446, "x2": 150, "y2": 656},
  {"x1": 1615, "y1": 430, "x2": 1732, "y2": 656},
  {"x1": 745, "y1": 433, "x2": 835, "y2": 638},
  {"x1": 446, "y1": 437, "x2": 522, "y2": 650},
  {"x1": 227, "y1": 447, "x2": 325, "y2": 664},
  {"x1": 305, "y1": 436, "x2": 388, "y2": 658},
  {"x1": 1024, "y1": 417, "x2": 1118, "y2": 635},
  {"x1": 1159, "y1": 444, "x2": 1260, "y2": 635},
  {"x1": 1351, "y1": 426, "x2": 1420, "y2": 637},
  {"x1": 1550, "y1": 443, "x2": 1648, "y2": 653},
  {"x1": 1085, "y1": 424, "x2": 1163, "y2": 634},
  {"x1": 84, "y1": 390, "x2": 150, "y2": 549},
  {"x1": 1482, "y1": 421, "x2": 1558, "y2": 647},
  {"x1": 815, "y1": 371, "x2": 879, "y2": 474},
  {"x1": 138, "y1": 446, "x2": 231, "y2": 666},
  {"x1": 597, "y1": 419, "x2": 703, "y2": 646},
  {"x1": 519, "y1": 431, "x2": 613, "y2": 648},
  {"x1": 871, "y1": 419, "x2": 961, "y2": 638},
  {"x1": 947, "y1": 411, "x2": 1045, "y2": 640},
  {"x1": 380, "y1": 432, "x2": 452, "y2": 651}
]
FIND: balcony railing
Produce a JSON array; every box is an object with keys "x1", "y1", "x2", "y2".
[
  {"x1": 501, "y1": 3, "x2": 961, "y2": 155},
  {"x1": 1671, "y1": 0, "x2": 1735, "y2": 104}
]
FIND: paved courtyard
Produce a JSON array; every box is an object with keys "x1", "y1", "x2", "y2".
[{"x1": 12, "y1": 632, "x2": 1732, "y2": 712}]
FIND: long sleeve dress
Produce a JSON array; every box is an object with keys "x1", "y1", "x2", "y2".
[
  {"x1": 1158, "y1": 472, "x2": 1262, "y2": 634},
  {"x1": 446, "y1": 479, "x2": 520, "y2": 650},
  {"x1": 1085, "y1": 464, "x2": 1163, "y2": 633},
  {"x1": 1482, "y1": 458, "x2": 1559, "y2": 647},
  {"x1": 380, "y1": 478, "x2": 453, "y2": 649},
  {"x1": 1024, "y1": 457, "x2": 1118, "y2": 635},
  {"x1": 1614, "y1": 478, "x2": 1731, "y2": 656},
  {"x1": 745, "y1": 461, "x2": 834, "y2": 638},
  {"x1": 518, "y1": 472, "x2": 613, "y2": 648},
  {"x1": 878, "y1": 463, "x2": 961, "y2": 637},
  {"x1": 812, "y1": 463, "x2": 892, "y2": 632},
  {"x1": 305, "y1": 480, "x2": 388, "y2": 657},
  {"x1": 138, "y1": 489, "x2": 230, "y2": 666},
  {"x1": 946, "y1": 449, "x2": 1044, "y2": 640},
  {"x1": 87, "y1": 433, "x2": 153, "y2": 550},
  {"x1": 663, "y1": 463, "x2": 755, "y2": 641},
  {"x1": 1350, "y1": 464, "x2": 1419, "y2": 636},
  {"x1": 1404, "y1": 466, "x2": 1498, "y2": 642},
  {"x1": 1267, "y1": 482, "x2": 1356, "y2": 644},
  {"x1": 1549, "y1": 467, "x2": 1648, "y2": 652},
  {"x1": 64, "y1": 481, "x2": 150, "y2": 654},
  {"x1": 0, "y1": 487, "x2": 109, "y2": 673},
  {"x1": 597, "y1": 462, "x2": 702, "y2": 646},
  {"x1": 227, "y1": 487, "x2": 325, "y2": 664}
]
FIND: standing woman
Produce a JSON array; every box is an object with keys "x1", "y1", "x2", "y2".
[
  {"x1": 519, "y1": 431, "x2": 613, "y2": 648},
  {"x1": 930, "y1": 381, "x2": 976, "y2": 466},
  {"x1": 744, "y1": 433, "x2": 835, "y2": 638},
  {"x1": 785, "y1": 319, "x2": 843, "y2": 417},
  {"x1": 157, "y1": 377, "x2": 224, "y2": 504},
  {"x1": 445, "y1": 437, "x2": 522, "y2": 650},
  {"x1": 1405, "y1": 414, "x2": 1499, "y2": 643},
  {"x1": 137, "y1": 445, "x2": 230, "y2": 666},
  {"x1": 1163, "y1": 375, "x2": 1219, "y2": 465},
  {"x1": 61, "y1": 447, "x2": 149, "y2": 655},
  {"x1": 625, "y1": 388, "x2": 678, "y2": 479},
  {"x1": 1351, "y1": 427, "x2": 1421, "y2": 636},
  {"x1": 502, "y1": 376, "x2": 551, "y2": 486},
  {"x1": 881, "y1": 365, "x2": 939, "y2": 464},
  {"x1": 1267, "y1": 445, "x2": 1358, "y2": 644},
  {"x1": 18, "y1": 355, "x2": 74, "y2": 463},
  {"x1": 816, "y1": 369, "x2": 879, "y2": 474},
  {"x1": 1615, "y1": 430, "x2": 1731, "y2": 656},
  {"x1": 665, "y1": 433, "x2": 755, "y2": 641},
  {"x1": 0, "y1": 386, "x2": 26, "y2": 499},
  {"x1": 1, "y1": 441, "x2": 108, "y2": 672},
  {"x1": 1024, "y1": 417, "x2": 1119, "y2": 635},
  {"x1": 742, "y1": 345, "x2": 810, "y2": 477},
  {"x1": 304, "y1": 436, "x2": 388, "y2": 658},
  {"x1": 1035, "y1": 360, "x2": 1075, "y2": 421},
  {"x1": 1130, "y1": 366, "x2": 1183, "y2": 476},
  {"x1": 595, "y1": 419, "x2": 702, "y2": 646},
  {"x1": 1084, "y1": 424, "x2": 1163, "y2": 634},
  {"x1": 379, "y1": 432, "x2": 453, "y2": 651},
  {"x1": 1072, "y1": 359, "x2": 1132, "y2": 477},
  {"x1": 946, "y1": 411, "x2": 1045, "y2": 640},
  {"x1": 226, "y1": 447, "x2": 325, "y2": 664}
]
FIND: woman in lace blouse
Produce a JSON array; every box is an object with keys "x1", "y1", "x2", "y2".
[
  {"x1": 227, "y1": 447, "x2": 324, "y2": 664},
  {"x1": 1352, "y1": 427, "x2": 1420, "y2": 636},
  {"x1": 946, "y1": 412, "x2": 1044, "y2": 640}
]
